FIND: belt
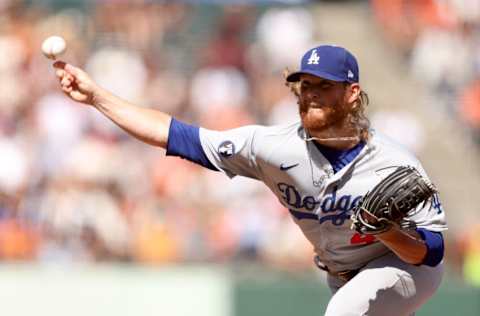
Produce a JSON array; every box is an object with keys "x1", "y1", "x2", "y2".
[{"x1": 313, "y1": 255, "x2": 361, "y2": 282}]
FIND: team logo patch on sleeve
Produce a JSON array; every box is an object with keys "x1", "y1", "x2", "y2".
[{"x1": 218, "y1": 141, "x2": 235, "y2": 158}]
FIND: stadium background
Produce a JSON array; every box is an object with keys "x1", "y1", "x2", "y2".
[{"x1": 0, "y1": 0, "x2": 479, "y2": 315}]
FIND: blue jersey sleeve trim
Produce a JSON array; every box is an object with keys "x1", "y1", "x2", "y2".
[
  {"x1": 166, "y1": 118, "x2": 218, "y2": 171},
  {"x1": 416, "y1": 228, "x2": 444, "y2": 267}
]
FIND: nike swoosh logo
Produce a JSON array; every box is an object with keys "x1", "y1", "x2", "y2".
[{"x1": 280, "y1": 163, "x2": 299, "y2": 171}]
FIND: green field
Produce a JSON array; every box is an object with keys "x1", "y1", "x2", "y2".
[{"x1": 0, "y1": 264, "x2": 477, "y2": 316}]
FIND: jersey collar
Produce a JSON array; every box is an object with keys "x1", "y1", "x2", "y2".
[{"x1": 313, "y1": 141, "x2": 366, "y2": 174}]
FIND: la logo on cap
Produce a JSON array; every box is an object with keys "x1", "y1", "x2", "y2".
[
  {"x1": 307, "y1": 49, "x2": 320, "y2": 65},
  {"x1": 285, "y1": 45, "x2": 359, "y2": 83}
]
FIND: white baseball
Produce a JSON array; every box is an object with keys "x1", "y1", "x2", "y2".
[{"x1": 41, "y1": 36, "x2": 67, "y2": 60}]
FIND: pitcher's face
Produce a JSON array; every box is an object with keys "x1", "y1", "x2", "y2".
[{"x1": 298, "y1": 74, "x2": 357, "y2": 134}]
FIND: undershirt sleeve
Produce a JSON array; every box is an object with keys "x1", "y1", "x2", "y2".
[
  {"x1": 166, "y1": 117, "x2": 218, "y2": 171},
  {"x1": 416, "y1": 228, "x2": 444, "y2": 267}
]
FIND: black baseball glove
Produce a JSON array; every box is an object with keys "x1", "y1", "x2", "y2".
[{"x1": 350, "y1": 166, "x2": 437, "y2": 235}]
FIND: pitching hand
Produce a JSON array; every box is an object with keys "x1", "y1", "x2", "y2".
[{"x1": 53, "y1": 61, "x2": 99, "y2": 105}]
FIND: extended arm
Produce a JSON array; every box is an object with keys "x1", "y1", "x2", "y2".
[
  {"x1": 52, "y1": 61, "x2": 259, "y2": 176},
  {"x1": 53, "y1": 61, "x2": 171, "y2": 148},
  {"x1": 93, "y1": 88, "x2": 171, "y2": 147}
]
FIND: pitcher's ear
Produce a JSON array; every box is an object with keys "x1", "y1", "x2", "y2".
[{"x1": 347, "y1": 83, "x2": 361, "y2": 105}]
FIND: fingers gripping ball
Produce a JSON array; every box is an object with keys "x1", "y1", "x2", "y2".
[
  {"x1": 53, "y1": 62, "x2": 95, "y2": 104},
  {"x1": 350, "y1": 166, "x2": 437, "y2": 235},
  {"x1": 41, "y1": 36, "x2": 67, "y2": 60}
]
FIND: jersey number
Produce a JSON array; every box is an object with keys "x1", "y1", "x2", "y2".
[
  {"x1": 350, "y1": 233, "x2": 376, "y2": 245},
  {"x1": 432, "y1": 194, "x2": 443, "y2": 214}
]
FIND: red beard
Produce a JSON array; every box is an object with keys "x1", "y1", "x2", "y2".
[{"x1": 299, "y1": 101, "x2": 344, "y2": 133}]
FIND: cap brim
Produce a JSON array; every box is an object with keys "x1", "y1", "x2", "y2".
[{"x1": 286, "y1": 70, "x2": 346, "y2": 83}]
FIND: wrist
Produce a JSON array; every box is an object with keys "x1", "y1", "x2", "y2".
[{"x1": 91, "y1": 87, "x2": 110, "y2": 109}]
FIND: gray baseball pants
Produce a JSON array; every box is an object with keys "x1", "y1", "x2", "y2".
[{"x1": 324, "y1": 252, "x2": 444, "y2": 316}]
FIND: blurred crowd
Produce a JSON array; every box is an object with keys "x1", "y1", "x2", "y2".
[
  {"x1": 372, "y1": 0, "x2": 480, "y2": 143},
  {"x1": 0, "y1": 0, "x2": 315, "y2": 269},
  {"x1": 0, "y1": 0, "x2": 479, "y2": 286}
]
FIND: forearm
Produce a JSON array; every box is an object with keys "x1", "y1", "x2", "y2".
[
  {"x1": 93, "y1": 89, "x2": 171, "y2": 148},
  {"x1": 376, "y1": 227, "x2": 427, "y2": 265}
]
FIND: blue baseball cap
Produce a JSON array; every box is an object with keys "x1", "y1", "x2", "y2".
[{"x1": 286, "y1": 45, "x2": 359, "y2": 83}]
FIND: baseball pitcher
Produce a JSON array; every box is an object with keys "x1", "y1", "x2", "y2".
[{"x1": 53, "y1": 45, "x2": 446, "y2": 316}]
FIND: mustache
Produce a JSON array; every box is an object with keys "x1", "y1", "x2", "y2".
[{"x1": 299, "y1": 100, "x2": 323, "y2": 110}]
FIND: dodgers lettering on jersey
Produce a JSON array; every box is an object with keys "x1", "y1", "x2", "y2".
[
  {"x1": 277, "y1": 183, "x2": 363, "y2": 225},
  {"x1": 199, "y1": 122, "x2": 447, "y2": 272}
]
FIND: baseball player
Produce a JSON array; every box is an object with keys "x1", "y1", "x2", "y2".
[{"x1": 53, "y1": 45, "x2": 446, "y2": 315}]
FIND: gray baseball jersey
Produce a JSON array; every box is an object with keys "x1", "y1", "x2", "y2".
[{"x1": 199, "y1": 121, "x2": 447, "y2": 273}]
